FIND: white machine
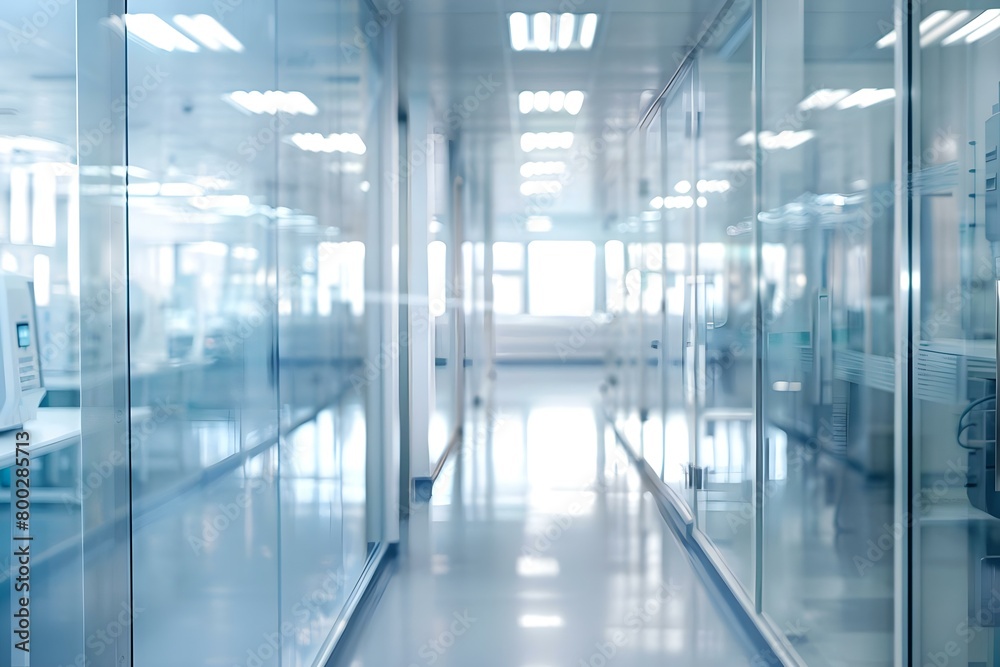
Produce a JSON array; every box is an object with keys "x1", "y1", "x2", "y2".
[{"x1": 0, "y1": 274, "x2": 45, "y2": 431}]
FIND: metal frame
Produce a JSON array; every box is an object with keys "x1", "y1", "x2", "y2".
[{"x1": 895, "y1": 2, "x2": 915, "y2": 665}]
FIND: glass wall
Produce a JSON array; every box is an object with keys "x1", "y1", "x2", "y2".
[
  {"x1": 1, "y1": 1, "x2": 398, "y2": 666},
  {"x1": 606, "y1": 1, "x2": 900, "y2": 664},
  {"x1": 912, "y1": 2, "x2": 1000, "y2": 664}
]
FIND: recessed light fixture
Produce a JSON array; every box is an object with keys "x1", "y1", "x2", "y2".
[
  {"x1": 290, "y1": 133, "x2": 367, "y2": 154},
  {"x1": 519, "y1": 90, "x2": 585, "y2": 115},
  {"x1": 520, "y1": 132, "x2": 574, "y2": 152},
  {"x1": 508, "y1": 12, "x2": 599, "y2": 51},
  {"x1": 124, "y1": 14, "x2": 199, "y2": 52},
  {"x1": 518, "y1": 614, "x2": 564, "y2": 628},
  {"x1": 520, "y1": 161, "x2": 566, "y2": 177},
  {"x1": 227, "y1": 91, "x2": 319, "y2": 115},
  {"x1": 173, "y1": 14, "x2": 244, "y2": 52}
]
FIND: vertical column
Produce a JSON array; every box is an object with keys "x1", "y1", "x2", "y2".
[{"x1": 77, "y1": 2, "x2": 132, "y2": 666}]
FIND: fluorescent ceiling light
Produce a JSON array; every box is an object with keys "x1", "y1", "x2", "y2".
[
  {"x1": 674, "y1": 180, "x2": 691, "y2": 194},
  {"x1": 533, "y1": 13, "x2": 552, "y2": 50},
  {"x1": 125, "y1": 14, "x2": 199, "y2": 52},
  {"x1": 876, "y1": 10, "x2": 952, "y2": 49},
  {"x1": 579, "y1": 13, "x2": 598, "y2": 49},
  {"x1": 836, "y1": 88, "x2": 895, "y2": 109},
  {"x1": 663, "y1": 195, "x2": 694, "y2": 209},
  {"x1": 227, "y1": 90, "x2": 318, "y2": 115},
  {"x1": 173, "y1": 14, "x2": 244, "y2": 52},
  {"x1": 519, "y1": 90, "x2": 583, "y2": 114},
  {"x1": 943, "y1": 9, "x2": 1000, "y2": 44},
  {"x1": 508, "y1": 13, "x2": 598, "y2": 51},
  {"x1": 921, "y1": 11, "x2": 972, "y2": 46},
  {"x1": 520, "y1": 161, "x2": 566, "y2": 177},
  {"x1": 697, "y1": 196, "x2": 708, "y2": 208},
  {"x1": 519, "y1": 91, "x2": 534, "y2": 114},
  {"x1": 290, "y1": 133, "x2": 367, "y2": 154},
  {"x1": 564, "y1": 90, "x2": 585, "y2": 115},
  {"x1": 797, "y1": 88, "x2": 851, "y2": 111},
  {"x1": 520, "y1": 132, "x2": 574, "y2": 152},
  {"x1": 520, "y1": 180, "x2": 563, "y2": 196},
  {"x1": 965, "y1": 12, "x2": 1000, "y2": 42},
  {"x1": 875, "y1": 31, "x2": 896, "y2": 49},
  {"x1": 697, "y1": 179, "x2": 731, "y2": 193},
  {"x1": 525, "y1": 216, "x2": 553, "y2": 232},
  {"x1": 126, "y1": 182, "x2": 161, "y2": 196},
  {"x1": 558, "y1": 13, "x2": 575, "y2": 50},
  {"x1": 650, "y1": 196, "x2": 664, "y2": 209},
  {"x1": 740, "y1": 130, "x2": 816, "y2": 150},
  {"x1": 509, "y1": 12, "x2": 529, "y2": 51},
  {"x1": 533, "y1": 90, "x2": 550, "y2": 112}
]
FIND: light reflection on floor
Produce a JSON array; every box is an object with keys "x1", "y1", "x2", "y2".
[{"x1": 342, "y1": 366, "x2": 758, "y2": 667}]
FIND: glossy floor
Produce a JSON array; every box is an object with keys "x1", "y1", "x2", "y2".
[{"x1": 341, "y1": 366, "x2": 761, "y2": 667}]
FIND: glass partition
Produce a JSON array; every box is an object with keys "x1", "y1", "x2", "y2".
[
  {"x1": 758, "y1": 2, "x2": 897, "y2": 663},
  {"x1": 911, "y1": 2, "x2": 1000, "y2": 664}
]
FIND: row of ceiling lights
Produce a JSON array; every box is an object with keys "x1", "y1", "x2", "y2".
[
  {"x1": 520, "y1": 132, "x2": 574, "y2": 152},
  {"x1": 878, "y1": 9, "x2": 1000, "y2": 48},
  {"x1": 123, "y1": 13, "x2": 243, "y2": 52},
  {"x1": 508, "y1": 12, "x2": 598, "y2": 51},
  {"x1": 518, "y1": 90, "x2": 585, "y2": 115}
]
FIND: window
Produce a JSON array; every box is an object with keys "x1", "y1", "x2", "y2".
[{"x1": 527, "y1": 240, "x2": 595, "y2": 316}]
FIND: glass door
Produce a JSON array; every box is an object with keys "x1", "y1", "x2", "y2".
[{"x1": 691, "y1": 52, "x2": 757, "y2": 599}]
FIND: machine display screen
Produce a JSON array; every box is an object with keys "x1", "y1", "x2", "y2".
[{"x1": 16, "y1": 323, "x2": 29, "y2": 348}]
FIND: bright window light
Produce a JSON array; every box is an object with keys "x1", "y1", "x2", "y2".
[
  {"x1": 10, "y1": 167, "x2": 29, "y2": 245},
  {"x1": 533, "y1": 12, "x2": 552, "y2": 50},
  {"x1": 579, "y1": 13, "x2": 598, "y2": 49},
  {"x1": 1, "y1": 253, "x2": 17, "y2": 273},
  {"x1": 227, "y1": 90, "x2": 318, "y2": 116},
  {"x1": 564, "y1": 90, "x2": 585, "y2": 115},
  {"x1": 173, "y1": 14, "x2": 244, "y2": 52},
  {"x1": 33, "y1": 254, "x2": 50, "y2": 307},
  {"x1": 528, "y1": 241, "x2": 595, "y2": 316},
  {"x1": 943, "y1": 10, "x2": 1000, "y2": 44},
  {"x1": 125, "y1": 14, "x2": 199, "y2": 52},
  {"x1": 557, "y1": 13, "x2": 575, "y2": 50},
  {"x1": 31, "y1": 167, "x2": 56, "y2": 247},
  {"x1": 509, "y1": 12, "x2": 529, "y2": 51}
]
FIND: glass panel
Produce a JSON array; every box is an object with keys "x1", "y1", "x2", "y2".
[
  {"x1": 0, "y1": 2, "x2": 84, "y2": 664},
  {"x1": 125, "y1": 2, "x2": 282, "y2": 663},
  {"x1": 912, "y1": 2, "x2": 1000, "y2": 664},
  {"x1": 692, "y1": 46, "x2": 756, "y2": 598},
  {"x1": 661, "y1": 74, "x2": 697, "y2": 509},
  {"x1": 760, "y1": 1, "x2": 896, "y2": 663}
]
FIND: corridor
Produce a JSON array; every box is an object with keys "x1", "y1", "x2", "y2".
[{"x1": 338, "y1": 367, "x2": 760, "y2": 667}]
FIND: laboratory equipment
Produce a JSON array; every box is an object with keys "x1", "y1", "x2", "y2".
[{"x1": 0, "y1": 273, "x2": 45, "y2": 431}]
